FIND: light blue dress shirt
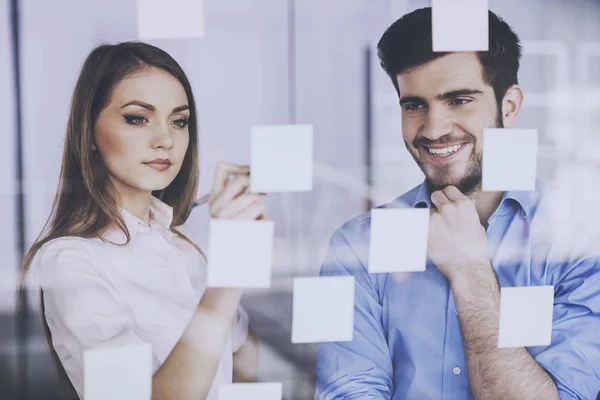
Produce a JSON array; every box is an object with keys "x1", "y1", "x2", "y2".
[{"x1": 315, "y1": 181, "x2": 600, "y2": 400}]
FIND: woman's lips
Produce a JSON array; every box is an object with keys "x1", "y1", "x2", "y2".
[{"x1": 143, "y1": 162, "x2": 171, "y2": 172}]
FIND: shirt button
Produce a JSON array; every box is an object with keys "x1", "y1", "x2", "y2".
[
  {"x1": 453, "y1": 367, "x2": 461, "y2": 375},
  {"x1": 454, "y1": 310, "x2": 458, "y2": 317}
]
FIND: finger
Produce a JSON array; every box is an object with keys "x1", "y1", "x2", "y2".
[
  {"x1": 430, "y1": 190, "x2": 451, "y2": 209},
  {"x1": 256, "y1": 211, "x2": 267, "y2": 220},
  {"x1": 234, "y1": 199, "x2": 266, "y2": 220},
  {"x1": 210, "y1": 175, "x2": 251, "y2": 215},
  {"x1": 256, "y1": 197, "x2": 268, "y2": 220},
  {"x1": 210, "y1": 162, "x2": 250, "y2": 200},
  {"x1": 429, "y1": 209, "x2": 441, "y2": 227},
  {"x1": 214, "y1": 194, "x2": 264, "y2": 219},
  {"x1": 442, "y1": 186, "x2": 467, "y2": 202},
  {"x1": 210, "y1": 178, "x2": 252, "y2": 203}
]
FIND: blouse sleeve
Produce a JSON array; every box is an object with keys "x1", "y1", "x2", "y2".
[
  {"x1": 36, "y1": 238, "x2": 158, "y2": 398},
  {"x1": 176, "y1": 218, "x2": 249, "y2": 352}
]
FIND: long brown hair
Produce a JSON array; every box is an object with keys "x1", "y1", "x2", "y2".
[{"x1": 19, "y1": 41, "x2": 203, "y2": 395}]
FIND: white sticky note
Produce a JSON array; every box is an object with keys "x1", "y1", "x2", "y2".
[
  {"x1": 292, "y1": 276, "x2": 354, "y2": 343},
  {"x1": 368, "y1": 208, "x2": 429, "y2": 273},
  {"x1": 498, "y1": 286, "x2": 554, "y2": 348},
  {"x1": 136, "y1": 0, "x2": 205, "y2": 40},
  {"x1": 207, "y1": 219, "x2": 274, "y2": 288},
  {"x1": 84, "y1": 343, "x2": 152, "y2": 400},
  {"x1": 250, "y1": 125, "x2": 314, "y2": 193},
  {"x1": 432, "y1": 0, "x2": 489, "y2": 52},
  {"x1": 482, "y1": 128, "x2": 538, "y2": 192},
  {"x1": 220, "y1": 382, "x2": 283, "y2": 400}
]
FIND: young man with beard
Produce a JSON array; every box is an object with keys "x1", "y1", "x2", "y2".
[{"x1": 314, "y1": 8, "x2": 600, "y2": 400}]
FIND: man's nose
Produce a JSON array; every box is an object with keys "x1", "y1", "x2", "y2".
[{"x1": 422, "y1": 106, "x2": 453, "y2": 141}]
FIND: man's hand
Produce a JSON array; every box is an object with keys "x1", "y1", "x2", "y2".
[{"x1": 428, "y1": 186, "x2": 490, "y2": 282}]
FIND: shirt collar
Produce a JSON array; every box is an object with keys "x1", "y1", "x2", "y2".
[
  {"x1": 411, "y1": 182, "x2": 432, "y2": 210},
  {"x1": 496, "y1": 188, "x2": 538, "y2": 218},
  {"x1": 102, "y1": 196, "x2": 175, "y2": 244},
  {"x1": 410, "y1": 180, "x2": 538, "y2": 218}
]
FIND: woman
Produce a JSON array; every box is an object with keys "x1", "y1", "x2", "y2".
[{"x1": 20, "y1": 41, "x2": 264, "y2": 399}]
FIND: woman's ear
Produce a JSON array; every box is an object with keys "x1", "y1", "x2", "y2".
[{"x1": 500, "y1": 84, "x2": 524, "y2": 128}]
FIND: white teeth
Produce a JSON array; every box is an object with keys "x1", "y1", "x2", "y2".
[{"x1": 428, "y1": 144, "x2": 462, "y2": 156}]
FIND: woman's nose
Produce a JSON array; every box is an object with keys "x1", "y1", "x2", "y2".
[{"x1": 152, "y1": 124, "x2": 174, "y2": 149}]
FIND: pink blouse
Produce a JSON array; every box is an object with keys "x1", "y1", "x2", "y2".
[{"x1": 30, "y1": 196, "x2": 248, "y2": 399}]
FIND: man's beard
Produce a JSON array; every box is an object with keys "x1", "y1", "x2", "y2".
[{"x1": 408, "y1": 105, "x2": 503, "y2": 196}]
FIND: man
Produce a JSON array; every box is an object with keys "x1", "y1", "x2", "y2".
[{"x1": 315, "y1": 8, "x2": 600, "y2": 400}]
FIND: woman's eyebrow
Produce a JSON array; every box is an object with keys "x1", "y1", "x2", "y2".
[
  {"x1": 120, "y1": 100, "x2": 189, "y2": 113},
  {"x1": 172, "y1": 105, "x2": 189, "y2": 113}
]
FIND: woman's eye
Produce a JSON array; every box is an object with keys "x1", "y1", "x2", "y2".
[
  {"x1": 173, "y1": 118, "x2": 189, "y2": 128},
  {"x1": 124, "y1": 115, "x2": 147, "y2": 125}
]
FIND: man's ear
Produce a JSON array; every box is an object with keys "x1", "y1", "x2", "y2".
[{"x1": 500, "y1": 84, "x2": 524, "y2": 128}]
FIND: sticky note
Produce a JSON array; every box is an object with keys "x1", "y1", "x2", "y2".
[
  {"x1": 368, "y1": 208, "x2": 429, "y2": 273},
  {"x1": 250, "y1": 125, "x2": 314, "y2": 193},
  {"x1": 498, "y1": 286, "x2": 554, "y2": 348},
  {"x1": 432, "y1": 0, "x2": 489, "y2": 52},
  {"x1": 291, "y1": 276, "x2": 354, "y2": 343},
  {"x1": 207, "y1": 219, "x2": 274, "y2": 288},
  {"x1": 136, "y1": 0, "x2": 205, "y2": 40},
  {"x1": 482, "y1": 128, "x2": 538, "y2": 191},
  {"x1": 84, "y1": 343, "x2": 152, "y2": 400},
  {"x1": 220, "y1": 382, "x2": 283, "y2": 400}
]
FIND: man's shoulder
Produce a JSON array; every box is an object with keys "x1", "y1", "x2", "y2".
[{"x1": 529, "y1": 181, "x2": 600, "y2": 278}]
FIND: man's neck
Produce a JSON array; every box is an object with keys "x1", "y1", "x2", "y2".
[{"x1": 468, "y1": 190, "x2": 504, "y2": 227}]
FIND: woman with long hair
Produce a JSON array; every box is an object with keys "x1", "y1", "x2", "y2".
[{"x1": 20, "y1": 41, "x2": 263, "y2": 399}]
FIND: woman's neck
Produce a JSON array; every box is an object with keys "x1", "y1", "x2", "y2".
[{"x1": 120, "y1": 194, "x2": 152, "y2": 224}]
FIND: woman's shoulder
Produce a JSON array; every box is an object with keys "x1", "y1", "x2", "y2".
[
  {"x1": 33, "y1": 236, "x2": 111, "y2": 278},
  {"x1": 38, "y1": 235, "x2": 104, "y2": 258},
  {"x1": 28, "y1": 236, "x2": 107, "y2": 295}
]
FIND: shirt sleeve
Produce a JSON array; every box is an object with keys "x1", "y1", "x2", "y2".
[
  {"x1": 532, "y1": 253, "x2": 600, "y2": 400},
  {"x1": 231, "y1": 305, "x2": 249, "y2": 352},
  {"x1": 37, "y1": 238, "x2": 158, "y2": 398},
  {"x1": 314, "y1": 224, "x2": 393, "y2": 400}
]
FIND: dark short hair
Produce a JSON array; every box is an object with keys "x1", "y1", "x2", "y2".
[{"x1": 377, "y1": 7, "x2": 522, "y2": 106}]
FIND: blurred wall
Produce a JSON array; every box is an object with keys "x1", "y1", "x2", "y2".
[
  {"x1": 2, "y1": 0, "x2": 600, "y2": 302},
  {"x1": 0, "y1": 0, "x2": 17, "y2": 313},
  {"x1": 2, "y1": 1, "x2": 600, "y2": 399}
]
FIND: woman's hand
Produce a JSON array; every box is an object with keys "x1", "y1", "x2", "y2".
[
  {"x1": 208, "y1": 162, "x2": 267, "y2": 220},
  {"x1": 201, "y1": 162, "x2": 266, "y2": 313}
]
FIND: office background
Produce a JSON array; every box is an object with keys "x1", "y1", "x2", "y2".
[{"x1": 1, "y1": 0, "x2": 600, "y2": 398}]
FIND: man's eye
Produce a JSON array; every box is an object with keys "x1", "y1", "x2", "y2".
[
  {"x1": 173, "y1": 118, "x2": 189, "y2": 128},
  {"x1": 403, "y1": 103, "x2": 424, "y2": 112},
  {"x1": 450, "y1": 98, "x2": 471, "y2": 106},
  {"x1": 124, "y1": 115, "x2": 147, "y2": 125}
]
